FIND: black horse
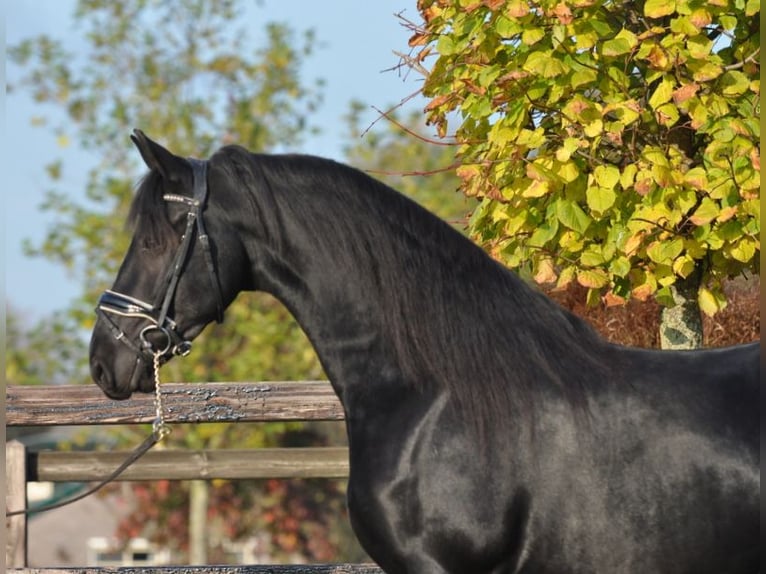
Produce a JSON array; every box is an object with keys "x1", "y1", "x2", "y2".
[{"x1": 90, "y1": 131, "x2": 759, "y2": 573}]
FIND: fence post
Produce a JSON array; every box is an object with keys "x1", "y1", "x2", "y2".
[{"x1": 5, "y1": 439, "x2": 28, "y2": 568}]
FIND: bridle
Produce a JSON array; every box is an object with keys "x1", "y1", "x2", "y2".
[
  {"x1": 8, "y1": 158, "x2": 225, "y2": 519},
  {"x1": 96, "y1": 158, "x2": 224, "y2": 363}
]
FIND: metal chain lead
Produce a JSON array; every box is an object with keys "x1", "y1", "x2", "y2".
[{"x1": 152, "y1": 351, "x2": 172, "y2": 441}]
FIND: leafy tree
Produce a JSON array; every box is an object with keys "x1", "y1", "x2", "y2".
[
  {"x1": 5, "y1": 305, "x2": 85, "y2": 388},
  {"x1": 343, "y1": 100, "x2": 468, "y2": 221},
  {"x1": 405, "y1": 0, "x2": 760, "y2": 348},
  {"x1": 8, "y1": 0, "x2": 362, "y2": 562}
]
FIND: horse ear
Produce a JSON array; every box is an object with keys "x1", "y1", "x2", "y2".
[{"x1": 130, "y1": 129, "x2": 188, "y2": 182}]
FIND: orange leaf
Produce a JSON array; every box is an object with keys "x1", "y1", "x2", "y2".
[
  {"x1": 632, "y1": 282, "x2": 654, "y2": 301},
  {"x1": 483, "y1": 0, "x2": 505, "y2": 10},
  {"x1": 672, "y1": 83, "x2": 700, "y2": 104},
  {"x1": 646, "y1": 45, "x2": 670, "y2": 70},
  {"x1": 604, "y1": 291, "x2": 628, "y2": 307},
  {"x1": 409, "y1": 32, "x2": 429, "y2": 47},
  {"x1": 553, "y1": 2, "x2": 574, "y2": 24},
  {"x1": 424, "y1": 94, "x2": 452, "y2": 112}
]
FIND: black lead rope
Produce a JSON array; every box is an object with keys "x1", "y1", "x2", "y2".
[
  {"x1": 5, "y1": 432, "x2": 160, "y2": 518},
  {"x1": 7, "y1": 354, "x2": 173, "y2": 518}
]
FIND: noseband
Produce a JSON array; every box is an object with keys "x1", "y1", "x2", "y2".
[{"x1": 96, "y1": 159, "x2": 224, "y2": 362}]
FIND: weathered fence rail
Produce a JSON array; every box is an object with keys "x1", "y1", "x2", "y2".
[
  {"x1": 5, "y1": 382, "x2": 384, "y2": 574},
  {"x1": 13, "y1": 567, "x2": 383, "y2": 574},
  {"x1": 6, "y1": 381, "x2": 344, "y2": 426}
]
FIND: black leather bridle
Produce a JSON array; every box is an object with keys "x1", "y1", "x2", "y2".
[{"x1": 96, "y1": 159, "x2": 224, "y2": 362}]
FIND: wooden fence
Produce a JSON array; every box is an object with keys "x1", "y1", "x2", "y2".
[{"x1": 5, "y1": 382, "x2": 384, "y2": 574}]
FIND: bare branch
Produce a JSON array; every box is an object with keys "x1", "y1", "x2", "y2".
[{"x1": 364, "y1": 161, "x2": 462, "y2": 178}]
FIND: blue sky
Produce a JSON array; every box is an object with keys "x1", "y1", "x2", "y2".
[{"x1": 6, "y1": 0, "x2": 428, "y2": 322}]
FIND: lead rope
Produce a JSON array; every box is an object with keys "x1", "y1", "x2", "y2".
[
  {"x1": 5, "y1": 354, "x2": 171, "y2": 518},
  {"x1": 152, "y1": 351, "x2": 172, "y2": 441}
]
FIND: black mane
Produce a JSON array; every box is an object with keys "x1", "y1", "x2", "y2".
[{"x1": 212, "y1": 146, "x2": 613, "y2": 427}]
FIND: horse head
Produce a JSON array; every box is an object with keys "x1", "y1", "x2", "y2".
[{"x1": 89, "y1": 130, "x2": 244, "y2": 399}]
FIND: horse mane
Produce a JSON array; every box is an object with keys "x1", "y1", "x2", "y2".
[{"x1": 213, "y1": 146, "x2": 614, "y2": 431}]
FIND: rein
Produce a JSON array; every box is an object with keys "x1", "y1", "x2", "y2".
[{"x1": 5, "y1": 353, "x2": 171, "y2": 518}]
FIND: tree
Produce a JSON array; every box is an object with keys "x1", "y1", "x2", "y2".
[
  {"x1": 8, "y1": 0, "x2": 361, "y2": 562},
  {"x1": 343, "y1": 100, "x2": 468, "y2": 221},
  {"x1": 5, "y1": 305, "x2": 85, "y2": 388},
  {"x1": 405, "y1": 0, "x2": 760, "y2": 348}
]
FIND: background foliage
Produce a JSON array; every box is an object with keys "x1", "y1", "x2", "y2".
[{"x1": 408, "y1": 0, "x2": 760, "y2": 318}]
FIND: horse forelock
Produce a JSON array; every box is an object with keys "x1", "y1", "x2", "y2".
[
  {"x1": 127, "y1": 170, "x2": 180, "y2": 253},
  {"x1": 217, "y1": 148, "x2": 613, "y2": 432}
]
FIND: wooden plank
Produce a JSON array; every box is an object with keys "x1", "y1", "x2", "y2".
[
  {"x1": 8, "y1": 565, "x2": 384, "y2": 574},
  {"x1": 6, "y1": 382, "x2": 344, "y2": 427},
  {"x1": 5, "y1": 440, "x2": 28, "y2": 568},
  {"x1": 29, "y1": 447, "x2": 350, "y2": 482}
]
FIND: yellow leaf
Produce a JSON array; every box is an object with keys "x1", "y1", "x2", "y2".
[
  {"x1": 556, "y1": 160, "x2": 580, "y2": 183},
  {"x1": 620, "y1": 164, "x2": 637, "y2": 189},
  {"x1": 583, "y1": 119, "x2": 603, "y2": 137},
  {"x1": 648, "y1": 78, "x2": 674, "y2": 109},
  {"x1": 577, "y1": 268, "x2": 609, "y2": 288},
  {"x1": 698, "y1": 287, "x2": 722, "y2": 317},
  {"x1": 534, "y1": 258, "x2": 558, "y2": 284},
  {"x1": 522, "y1": 179, "x2": 550, "y2": 197},
  {"x1": 672, "y1": 255, "x2": 696, "y2": 278},
  {"x1": 593, "y1": 165, "x2": 620, "y2": 188},
  {"x1": 624, "y1": 232, "x2": 644, "y2": 255},
  {"x1": 644, "y1": 0, "x2": 676, "y2": 18}
]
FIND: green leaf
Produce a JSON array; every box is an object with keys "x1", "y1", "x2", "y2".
[
  {"x1": 586, "y1": 186, "x2": 617, "y2": 213},
  {"x1": 593, "y1": 165, "x2": 620, "y2": 188},
  {"x1": 577, "y1": 268, "x2": 610, "y2": 288},
  {"x1": 570, "y1": 66, "x2": 598, "y2": 89},
  {"x1": 529, "y1": 219, "x2": 559, "y2": 246},
  {"x1": 580, "y1": 245, "x2": 606, "y2": 267},
  {"x1": 556, "y1": 199, "x2": 592, "y2": 234},
  {"x1": 602, "y1": 29, "x2": 638, "y2": 56},
  {"x1": 689, "y1": 197, "x2": 720, "y2": 225},
  {"x1": 646, "y1": 238, "x2": 684, "y2": 264},
  {"x1": 523, "y1": 51, "x2": 567, "y2": 78},
  {"x1": 719, "y1": 71, "x2": 751, "y2": 97},
  {"x1": 522, "y1": 27, "x2": 546, "y2": 46},
  {"x1": 610, "y1": 256, "x2": 632, "y2": 277},
  {"x1": 686, "y1": 35, "x2": 713, "y2": 59},
  {"x1": 436, "y1": 35, "x2": 457, "y2": 55}
]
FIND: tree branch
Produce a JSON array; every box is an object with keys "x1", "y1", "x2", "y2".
[
  {"x1": 369, "y1": 105, "x2": 463, "y2": 146},
  {"x1": 723, "y1": 47, "x2": 760, "y2": 71}
]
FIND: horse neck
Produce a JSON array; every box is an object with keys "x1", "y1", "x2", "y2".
[{"x1": 241, "y1": 189, "x2": 401, "y2": 392}]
